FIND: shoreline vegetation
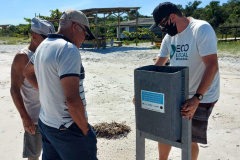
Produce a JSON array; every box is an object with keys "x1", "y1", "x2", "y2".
[
  {"x1": 0, "y1": 36, "x2": 30, "y2": 45},
  {"x1": 0, "y1": 36, "x2": 239, "y2": 58}
]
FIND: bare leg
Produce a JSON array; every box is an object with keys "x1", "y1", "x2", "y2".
[
  {"x1": 191, "y1": 142, "x2": 199, "y2": 160},
  {"x1": 158, "y1": 142, "x2": 172, "y2": 160}
]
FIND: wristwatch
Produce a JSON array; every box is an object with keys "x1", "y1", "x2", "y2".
[{"x1": 194, "y1": 93, "x2": 203, "y2": 100}]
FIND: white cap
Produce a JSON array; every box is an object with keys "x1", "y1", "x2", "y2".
[
  {"x1": 60, "y1": 9, "x2": 95, "y2": 40},
  {"x1": 31, "y1": 17, "x2": 55, "y2": 36}
]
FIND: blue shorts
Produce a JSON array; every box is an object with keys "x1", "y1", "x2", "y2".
[{"x1": 38, "y1": 119, "x2": 98, "y2": 160}]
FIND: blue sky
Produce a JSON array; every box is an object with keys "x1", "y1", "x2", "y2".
[{"x1": 0, "y1": 0, "x2": 229, "y2": 25}]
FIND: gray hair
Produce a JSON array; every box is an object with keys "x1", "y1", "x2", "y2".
[{"x1": 58, "y1": 20, "x2": 73, "y2": 31}]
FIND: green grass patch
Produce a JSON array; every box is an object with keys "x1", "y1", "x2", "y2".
[
  {"x1": 0, "y1": 36, "x2": 30, "y2": 45},
  {"x1": 217, "y1": 41, "x2": 240, "y2": 57}
]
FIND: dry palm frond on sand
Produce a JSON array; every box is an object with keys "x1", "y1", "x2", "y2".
[{"x1": 92, "y1": 122, "x2": 131, "y2": 139}]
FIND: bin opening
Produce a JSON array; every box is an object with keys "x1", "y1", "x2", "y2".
[{"x1": 135, "y1": 65, "x2": 187, "y2": 74}]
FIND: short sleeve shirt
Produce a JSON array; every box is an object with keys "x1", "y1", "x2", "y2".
[
  {"x1": 31, "y1": 34, "x2": 87, "y2": 129},
  {"x1": 159, "y1": 18, "x2": 220, "y2": 103}
]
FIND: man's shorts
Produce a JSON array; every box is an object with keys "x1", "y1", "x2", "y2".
[
  {"x1": 23, "y1": 125, "x2": 42, "y2": 159},
  {"x1": 192, "y1": 101, "x2": 217, "y2": 144}
]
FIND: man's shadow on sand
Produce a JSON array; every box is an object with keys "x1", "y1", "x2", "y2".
[{"x1": 80, "y1": 46, "x2": 151, "y2": 54}]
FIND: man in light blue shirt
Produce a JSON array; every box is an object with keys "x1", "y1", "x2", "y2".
[{"x1": 24, "y1": 9, "x2": 97, "y2": 160}]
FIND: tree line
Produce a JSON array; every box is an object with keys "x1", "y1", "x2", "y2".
[{"x1": 1, "y1": 0, "x2": 239, "y2": 38}]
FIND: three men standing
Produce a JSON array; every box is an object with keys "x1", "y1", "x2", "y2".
[{"x1": 10, "y1": 3, "x2": 220, "y2": 160}]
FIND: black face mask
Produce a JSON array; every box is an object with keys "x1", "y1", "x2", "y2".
[{"x1": 162, "y1": 20, "x2": 178, "y2": 37}]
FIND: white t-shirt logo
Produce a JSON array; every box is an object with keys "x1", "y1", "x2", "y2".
[
  {"x1": 172, "y1": 44, "x2": 189, "y2": 61},
  {"x1": 170, "y1": 45, "x2": 176, "y2": 59}
]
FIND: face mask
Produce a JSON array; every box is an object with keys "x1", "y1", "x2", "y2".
[{"x1": 162, "y1": 20, "x2": 178, "y2": 37}]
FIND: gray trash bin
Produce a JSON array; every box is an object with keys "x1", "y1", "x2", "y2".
[{"x1": 134, "y1": 65, "x2": 191, "y2": 160}]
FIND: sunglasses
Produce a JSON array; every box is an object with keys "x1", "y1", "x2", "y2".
[
  {"x1": 158, "y1": 16, "x2": 169, "y2": 28},
  {"x1": 75, "y1": 23, "x2": 90, "y2": 40}
]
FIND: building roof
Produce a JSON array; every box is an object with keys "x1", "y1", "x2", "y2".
[
  {"x1": 0, "y1": 25, "x2": 10, "y2": 28},
  {"x1": 81, "y1": 7, "x2": 140, "y2": 15},
  {"x1": 117, "y1": 18, "x2": 154, "y2": 26}
]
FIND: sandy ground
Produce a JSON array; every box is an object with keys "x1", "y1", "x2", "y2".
[{"x1": 0, "y1": 43, "x2": 239, "y2": 160}]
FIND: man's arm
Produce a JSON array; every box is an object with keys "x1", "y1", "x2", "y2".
[
  {"x1": 60, "y1": 76, "x2": 89, "y2": 135},
  {"x1": 154, "y1": 56, "x2": 169, "y2": 66},
  {"x1": 181, "y1": 54, "x2": 219, "y2": 120},
  {"x1": 23, "y1": 61, "x2": 38, "y2": 89},
  {"x1": 10, "y1": 53, "x2": 36, "y2": 134},
  {"x1": 195, "y1": 54, "x2": 219, "y2": 95}
]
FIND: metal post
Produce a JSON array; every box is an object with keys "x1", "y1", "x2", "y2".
[
  {"x1": 181, "y1": 118, "x2": 192, "y2": 160},
  {"x1": 136, "y1": 129, "x2": 145, "y2": 160},
  {"x1": 181, "y1": 70, "x2": 191, "y2": 160}
]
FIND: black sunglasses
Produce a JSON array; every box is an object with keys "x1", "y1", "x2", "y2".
[
  {"x1": 74, "y1": 22, "x2": 90, "y2": 40},
  {"x1": 158, "y1": 16, "x2": 169, "y2": 28}
]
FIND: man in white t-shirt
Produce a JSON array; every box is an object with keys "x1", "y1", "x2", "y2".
[
  {"x1": 23, "y1": 9, "x2": 97, "y2": 160},
  {"x1": 150, "y1": 2, "x2": 220, "y2": 160},
  {"x1": 10, "y1": 18, "x2": 55, "y2": 160}
]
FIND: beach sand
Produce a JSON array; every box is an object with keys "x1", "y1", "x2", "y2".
[{"x1": 0, "y1": 43, "x2": 239, "y2": 160}]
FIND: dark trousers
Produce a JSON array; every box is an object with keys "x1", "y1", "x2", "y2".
[{"x1": 38, "y1": 119, "x2": 97, "y2": 160}]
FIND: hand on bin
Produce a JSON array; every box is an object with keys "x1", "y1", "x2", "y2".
[{"x1": 181, "y1": 96, "x2": 200, "y2": 121}]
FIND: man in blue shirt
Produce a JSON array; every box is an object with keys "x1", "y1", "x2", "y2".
[{"x1": 24, "y1": 9, "x2": 97, "y2": 160}]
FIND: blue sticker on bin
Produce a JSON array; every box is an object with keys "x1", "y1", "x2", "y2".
[{"x1": 141, "y1": 90, "x2": 165, "y2": 113}]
